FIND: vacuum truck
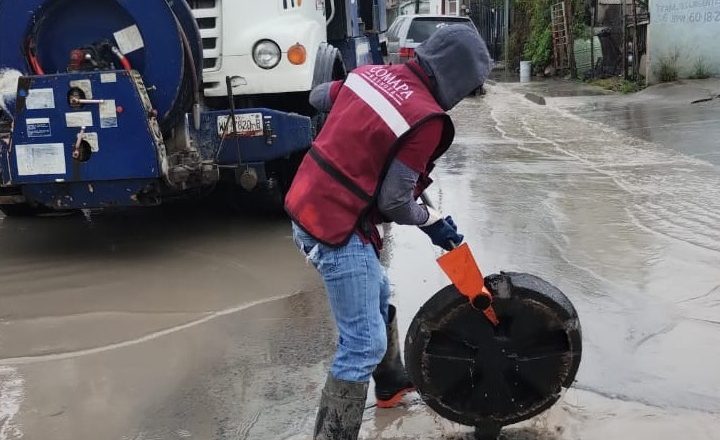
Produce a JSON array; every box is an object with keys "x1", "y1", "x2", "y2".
[{"x1": 0, "y1": 0, "x2": 387, "y2": 216}]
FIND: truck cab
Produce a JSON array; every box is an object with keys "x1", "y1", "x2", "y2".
[
  {"x1": 191, "y1": 0, "x2": 328, "y2": 98},
  {"x1": 190, "y1": 0, "x2": 386, "y2": 111}
]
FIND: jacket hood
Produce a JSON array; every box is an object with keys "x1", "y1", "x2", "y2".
[{"x1": 415, "y1": 25, "x2": 491, "y2": 111}]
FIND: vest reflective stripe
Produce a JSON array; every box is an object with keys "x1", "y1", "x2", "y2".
[{"x1": 344, "y1": 73, "x2": 411, "y2": 137}]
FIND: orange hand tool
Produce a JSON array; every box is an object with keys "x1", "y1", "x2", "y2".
[{"x1": 421, "y1": 193, "x2": 499, "y2": 326}]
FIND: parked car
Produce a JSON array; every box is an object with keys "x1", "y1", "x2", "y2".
[{"x1": 385, "y1": 15, "x2": 478, "y2": 64}]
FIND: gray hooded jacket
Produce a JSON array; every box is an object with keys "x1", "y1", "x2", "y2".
[{"x1": 415, "y1": 24, "x2": 492, "y2": 111}]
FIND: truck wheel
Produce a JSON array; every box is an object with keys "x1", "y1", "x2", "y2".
[
  {"x1": 313, "y1": 43, "x2": 347, "y2": 88},
  {"x1": 312, "y1": 43, "x2": 347, "y2": 134}
]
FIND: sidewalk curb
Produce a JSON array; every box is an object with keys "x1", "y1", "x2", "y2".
[{"x1": 483, "y1": 81, "x2": 547, "y2": 106}]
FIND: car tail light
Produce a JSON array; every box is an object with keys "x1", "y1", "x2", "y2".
[{"x1": 399, "y1": 47, "x2": 415, "y2": 59}]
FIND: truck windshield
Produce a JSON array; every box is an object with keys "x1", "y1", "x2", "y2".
[{"x1": 407, "y1": 17, "x2": 476, "y2": 43}]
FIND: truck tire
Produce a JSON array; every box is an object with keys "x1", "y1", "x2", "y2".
[
  {"x1": 312, "y1": 43, "x2": 347, "y2": 133},
  {"x1": 313, "y1": 43, "x2": 347, "y2": 88}
]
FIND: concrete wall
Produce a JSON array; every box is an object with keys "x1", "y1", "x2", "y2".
[
  {"x1": 398, "y1": 0, "x2": 430, "y2": 15},
  {"x1": 390, "y1": 0, "x2": 467, "y2": 17},
  {"x1": 649, "y1": 0, "x2": 720, "y2": 82},
  {"x1": 429, "y1": 0, "x2": 443, "y2": 14}
]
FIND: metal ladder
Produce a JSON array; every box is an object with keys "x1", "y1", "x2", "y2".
[{"x1": 551, "y1": 1, "x2": 571, "y2": 72}]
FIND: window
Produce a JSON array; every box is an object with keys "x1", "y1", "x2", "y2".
[{"x1": 407, "y1": 17, "x2": 475, "y2": 43}]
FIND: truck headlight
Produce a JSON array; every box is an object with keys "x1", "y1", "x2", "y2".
[{"x1": 253, "y1": 40, "x2": 281, "y2": 69}]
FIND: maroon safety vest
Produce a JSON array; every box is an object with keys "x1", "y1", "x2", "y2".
[{"x1": 285, "y1": 63, "x2": 455, "y2": 247}]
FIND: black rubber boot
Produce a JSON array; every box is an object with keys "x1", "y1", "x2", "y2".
[
  {"x1": 313, "y1": 374, "x2": 369, "y2": 440},
  {"x1": 373, "y1": 304, "x2": 415, "y2": 408}
]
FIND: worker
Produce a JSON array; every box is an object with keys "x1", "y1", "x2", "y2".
[{"x1": 285, "y1": 25, "x2": 491, "y2": 440}]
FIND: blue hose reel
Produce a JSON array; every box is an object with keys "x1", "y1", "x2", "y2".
[{"x1": 0, "y1": 0, "x2": 202, "y2": 129}]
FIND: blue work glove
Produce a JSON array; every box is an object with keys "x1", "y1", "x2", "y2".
[{"x1": 420, "y1": 216, "x2": 464, "y2": 251}]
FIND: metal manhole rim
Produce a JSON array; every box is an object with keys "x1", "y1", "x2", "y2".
[{"x1": 404, "y1": 272, "x2": 582, "y2": 427}]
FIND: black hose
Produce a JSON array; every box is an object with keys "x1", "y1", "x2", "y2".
[{"x1": 173, "y1": 14, "x2": 201, "y2": 110}]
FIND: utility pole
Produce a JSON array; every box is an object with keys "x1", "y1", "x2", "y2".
[
  {"x1": 590, "y1": 5, "x2": 595, "y2": 79},
  {"x1": 621, "y1": 0, "x2": 627, "y2": 79},
  {"x1": 503, "y1": 0, "x2": 509, "y2": 80},
  {"x1": 631, "y1": 0, "x2": 639, "y2": 80}
]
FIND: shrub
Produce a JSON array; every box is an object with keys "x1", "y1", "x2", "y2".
[
  {"x1": 690, "y1": 57, "x2": 711, "y2": 80},
  {"x1": 655, "y1": 50, "x2": 679, "y2": 82},
  {"x1": 509, "y1": 0, "x2": 586, "y2": 73},
  {"x1": 589, "y1": 77, "x2": 644, "y2": 94}
]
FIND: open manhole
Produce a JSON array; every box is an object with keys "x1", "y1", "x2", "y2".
[{"x1": 405, "y1": 272, "x2": 582, "y2": 433}]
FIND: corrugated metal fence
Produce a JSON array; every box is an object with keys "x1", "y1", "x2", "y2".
[{"x1": 466, "y1": 0, "x2": 506, "y2": 61}]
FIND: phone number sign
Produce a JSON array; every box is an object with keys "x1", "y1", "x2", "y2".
[{"x1": 655, "y1": 0, "x2": 720, "y2": 23}]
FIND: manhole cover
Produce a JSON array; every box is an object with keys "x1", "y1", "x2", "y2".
[{"x1": 405, "y1": 272, "x2": 582, "y2": 428}]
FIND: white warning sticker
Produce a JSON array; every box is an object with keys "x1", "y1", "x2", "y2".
[
  {"x1": 69, "y1": 79, "x2": 93, "y2": 99},
  {"x1": 101, "y1": 73, "x2": 117, "y2": 83},
  {"x1": 26, "y1": 88, "x2": 55, "y2": 110},
  {"x1": 99, "y1": 100, "x2": 118, "y2": 128},
  {"x1": 65, "y1": 112, "x2": 94, "y2": 128},
  {"x1": 113, "y1": 25, "x2": 145, "y2": 55},
  {"x1": 82, "y1": 132, "x2": 100, "y2": 152},
  {"x1": 26, "y1": 118, "x2": 52, "y2": 138},
  {"x1": 15, "y1": 143, "x2": 66, "y2": 176}
]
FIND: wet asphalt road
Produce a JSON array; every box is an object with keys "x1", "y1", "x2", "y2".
[
  {"x1": 506, "y1": 78, "x2": 720, "y2": 166},
  {"x1": 1, "y1": 83, "x2": 720, "y2": 439}
]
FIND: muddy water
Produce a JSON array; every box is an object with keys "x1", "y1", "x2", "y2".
[
  {"x1": 1, "y1": 84, "x2": 720, "y2": 439},
  {"x1": 385, "y1": 86, "x2": 720, "y2": 437},
  {"x1": 0, "y1": 207, "x2": 332, "y2": 440},
  {"x1": 547, "y1": 80, "x2": 720, "y2": 166}
]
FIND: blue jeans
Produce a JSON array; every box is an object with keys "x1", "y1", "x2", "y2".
[{"x1": 292, "y1": 223, "x2": 390, "y2": 383}]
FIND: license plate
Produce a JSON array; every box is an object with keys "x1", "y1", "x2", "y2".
[{"x1": 217, "y1": 113, "x2": 264, "y2": 137}]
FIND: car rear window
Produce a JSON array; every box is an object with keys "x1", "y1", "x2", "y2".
[
  {"x1": 387, "y1": 17, "x2": 406, "y2": 40},
  {"x1": 407, "y1": 17, "x2": 475, "y2": 43}
]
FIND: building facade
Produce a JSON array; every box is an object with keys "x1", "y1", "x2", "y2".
[
  {"x1": 387, "y1": 0, "x2": 469, "y2": 20},
  {"x1": 430, "y1": 0, "x2": 471, "y2": 15},
  {"x1": 648, "y1": 0, "x2": 720, "y2": 82}
]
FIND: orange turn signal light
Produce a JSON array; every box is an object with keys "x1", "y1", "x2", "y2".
[{"x1": 287, "y1": 43, "x2": 307, "y2": 65}]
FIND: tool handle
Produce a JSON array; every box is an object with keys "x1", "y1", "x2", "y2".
[
  {"x1": 225, "y1": 76, "x2": 238, "y2": 135},
  {"x1": 420, "y1": 192, "x2": 457, "y2": 250},
  {"x1": 420, "y1": 191, "x2": 434, "y2": 209}
]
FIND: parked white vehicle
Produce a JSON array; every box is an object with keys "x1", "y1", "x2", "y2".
[{"x1": 385, "y1": 14, "x2": 477, "y2": 64}]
